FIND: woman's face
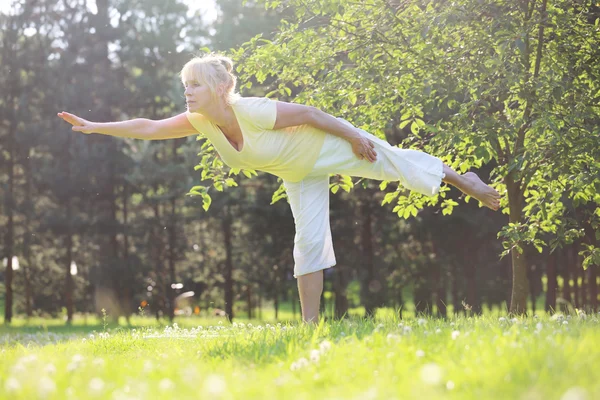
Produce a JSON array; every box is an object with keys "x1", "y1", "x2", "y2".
[{"x1": 183, "y1": 80, "x2": 212, "y2": 112}]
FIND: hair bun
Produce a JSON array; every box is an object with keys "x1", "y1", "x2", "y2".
[{"x1": 218, "y1": 56, "x2": 234, "y2": 73}]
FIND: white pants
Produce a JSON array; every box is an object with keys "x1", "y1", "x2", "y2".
[{"x1": 283, "y1": 121, "x2": 445, "y2": 278}]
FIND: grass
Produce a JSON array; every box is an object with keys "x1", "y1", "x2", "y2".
[{"x1": 1, "y1": 311, "x2": 599, "y2": 399}]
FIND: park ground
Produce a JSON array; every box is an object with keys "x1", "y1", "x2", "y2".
[{"x1": 1, "y1": 302, "x2": 599, "y2": 400}]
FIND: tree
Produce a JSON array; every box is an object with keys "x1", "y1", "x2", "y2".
[{"x1": 235, "y1": 0, "x2": 600, "y2": 314}]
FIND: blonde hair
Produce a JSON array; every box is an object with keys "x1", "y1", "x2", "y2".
[{"x1": 180, "y1": 54, "x2": 240, "y2": 105}]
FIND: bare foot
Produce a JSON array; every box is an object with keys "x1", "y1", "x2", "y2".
[{"x1": 460, "y1": 172, "x2": 501, "y2": 211}]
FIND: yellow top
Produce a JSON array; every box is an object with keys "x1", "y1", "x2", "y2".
[{"x1": 186, "y1": 97, "x2": 327, "y2": 182}]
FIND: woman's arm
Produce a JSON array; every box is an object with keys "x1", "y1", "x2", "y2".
[
  {"x1": 273, "y1": 101, "x2": 377, "y2": 162},
  {"x1": 56, "y1": 112, "x2": 197, "y2": 140}
]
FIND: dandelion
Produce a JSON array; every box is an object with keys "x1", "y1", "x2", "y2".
[
  {"x1": 563, "y1": 321, "x2": 569, "y2": 325},
  {"x1": 446, "y1": 380, "x2": 455, "y2": 390},
  {"x1": 416, "y1": 349, "x2": 425, "y2": 358},
  {"x1": 93, "y1": 358, "x2": 105, "y2": 368},
  {"x1": 38, "y1": 376, "x2": 57, "y2": 396},
  {"x1": 451, "y1": 330, "x2": 460, "y2": 340},
  {"x1": 403, "y1": 326, "x2": 412, "y2": 334},
  {"x1": 45, "y1": 363, "x2": 57, "y2": 375},
  {"x1": 420, "y1": 363, "x2": 443, "y2": 385},
  {"x1": 499, "y1": 317, "x2": 506, "y2": 322},
  {"x1": 435, "y1": 328, "x2": 442, "y2": 334},
  {"x1": 319, "y1": 340, "x2": 332, "y2": 353},
  {"x1": 560, "y1": 386, "x2": 589, "y2": 400},
  {"x1": 89, "y1": 377, "x2": 105, "y2": 393},
  {"x1": 143, "y1": 360, "x2": 154, "y2": 373},
  {"x1": 4, "y1": 377, "x2": 20, "y2": 392},
  {"x1": 159, "y1": 378, "x2": 175, "y2": 392},
  {"x1": 203, "y1": 374, "x2": 226, "y2": 396},
  {"x1": 418, "y1": 318, "x2": 427, "y2": 326},
  {"x1": 536, "y1": 323, "x2": 543, "y2": 331},
  {"x1": 310, "y1": 349, "x2": 320, "y2": 363},
  {"x1": 510, "y1": 318, "x2": 519, "y2": 324},
  {"x1": 387, "y1": 333, "x2": 401, "y2": 343}
]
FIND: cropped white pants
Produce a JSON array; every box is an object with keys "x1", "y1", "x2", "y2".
[{"x1": 283, "y1": 120, "x2": 445, "y2": 278}]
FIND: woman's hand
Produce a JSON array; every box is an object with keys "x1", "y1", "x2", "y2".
[
  {"x1": 57, "y1": 111, "x2": 97, "y2": 134},
  {"x1": 350, "y1": 136, "x2": 377, "y2": 163}
]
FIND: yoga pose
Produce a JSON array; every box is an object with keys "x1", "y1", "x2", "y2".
[{"x1": 58, "y1": 54, "x2": 501, "y2": 323}]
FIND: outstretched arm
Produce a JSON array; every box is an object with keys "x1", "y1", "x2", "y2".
[
  {"x1": 273, "y1": 101, "x2": 377, "y2": 163},
  {"x1": 56, "y1": 112, "x2": 197, "y2": 140}
]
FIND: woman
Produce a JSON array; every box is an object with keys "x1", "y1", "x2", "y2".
[{"x1": 58, "y1": 54, "x2": 501, "y2": 323}]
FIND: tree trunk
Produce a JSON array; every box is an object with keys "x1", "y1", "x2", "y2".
[
  {"x1": 64, "y1": 134, "x2": 75, "y2": 324},
  {"x1": 274, "y1": 284, "x2": 279, "y2": 321},
  {"x1": 545, "y1": 250, "x2": 557, "y2": 312},
  {"x1": 589, "y1": 266, "x2": 598, "y2": 312},
  {"x1": 568, "y1": 243, "x2": 580, "y2": 308},
  {"x1": 560, "y1": 245, "x2": 572, "y2": 312},
  {"x1": 464, "y1": 238, "x2": 479, "y2": 314},
  {"x1": 222, "y1": 207, "x2": 234, "y2": 321},
  {"x1": 505, "y1": 175, "x2": 529, "y2": 314},
  {"x1": 4, "y1": 101, "x2": 16, "y2": 324},
  {"x1": 23, "y1": 149, "x2": 34, "y2": 318},
  {"x1": 291, "y1": 287, "x2": 296, "y2": 319},
  {"x1": 360, "y1": 201, "x2": 377, "y2": 318},
  {"x1": 451, "y1": 262, "x2": 461, "y2": 315},
  {"x1": 122, "y1": 183, "x2": 132, "y2": 323},
  {"x1": 246, "y1": 284, "x2": 252, "y2": 320},
  {"x1": 333, "y1": 266, "x2": 349, "y2": 319}
]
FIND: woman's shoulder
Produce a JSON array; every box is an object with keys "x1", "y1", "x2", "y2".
[{"x1": 234, "y1": 96, "x2": 276, "y2": 108}]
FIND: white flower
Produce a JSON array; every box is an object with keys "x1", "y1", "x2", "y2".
[
  {"x1": 451, "y1": 330, "x2": 460, "y2": 340},
  {"x1": 420, "y1": 363, "x2": 443, "y2": 385},
  {"x1": 435, "y1": 328, "x2": 442, "y2": 334},
  {"x1": 38, "y1": 376, "x2": 56, "y2": 396},
  {"x1": 563, "y1": 321, "x2": 569, "y2": 325},
  {"x1": 386, "y1": 333, "x2": 401, "y2": 343},
  {"x1": 203, "y1": 374, "x2": 226, "y2": 396},
  {"x1": 418, "y1": 318, "x2": 427, "y2": 326},
  {"x1": 446, "y1": 380, "x2": 455, "y2": 390},
  {"x1": 319, "y1": 340, "x2": 332, "y2": 353},
  {"x1": 536, "y1": 323, "x2": 543, "y2": 331},
  {"x1": 143, "y1": 360, "x2": 154, "y2": 373},
  {"x1": 510, "y1": 318, "x2": 519, "y2": 324},
  {"x1": 89, "y1": 377, "x2": 105, "y2": 393},
  {"x1": 499, "y1": 317, "x2": 506, "y2": 322},
  {"x1": 403, "y1": 326, "x2": 412, "y2": 334},
  {"x1": 310, "y1": 349, "x2": 320, "y2": 363},
  {"x1": 92, "y1": 358, "x2": 105, "y2": 368},
  {"x1": 416, "y1": 349, "x2": 425, "y2": 358},
  {"x1": 159, "y1": 378, "x2": 175, "y2": 391},
  {"x1": 45, "y1": 363, "x2": 57, "y2": 375},
  {"x1": 560, "y1": 386, "x2": 589, "y2": 400},
  {"x1": 4, "y1": 377, "x2": 20, "y2": 392},
  {"x1": 72, "y1": 354, "x2": 84, "y2": 363}
]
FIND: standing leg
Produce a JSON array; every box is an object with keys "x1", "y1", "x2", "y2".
[
  {"x1": 283, "y1": 175, "x2": 336, "y2": 324},
  {"x1": 297, "y1": 270, "x2": 323, "y2": 323}
]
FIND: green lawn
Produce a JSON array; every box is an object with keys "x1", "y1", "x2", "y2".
[{"x1": 1, "y1": 312, "x2": 598, "y2": 399}]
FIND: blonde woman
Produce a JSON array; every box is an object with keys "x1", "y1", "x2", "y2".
[{"x1": 58, "y1": 54, "x2": 500, "y2": 323}]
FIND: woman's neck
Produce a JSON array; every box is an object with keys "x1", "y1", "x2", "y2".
[{"x1": 197, "y1": 98, "x2": 236, "y2": 128}]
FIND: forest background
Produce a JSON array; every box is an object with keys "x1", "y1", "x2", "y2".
[{"x1": 1, "y1": 0, "x2": 599, "y2": 324}]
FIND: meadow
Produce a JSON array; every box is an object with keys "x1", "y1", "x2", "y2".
[{"x1": 1, "y1": 310, "x2": 598, "y2": 400}]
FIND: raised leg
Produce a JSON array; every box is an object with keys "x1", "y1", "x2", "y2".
[
  {"x1": 297, "y1": 270, "x2": 323, "y2": 323},
  {"x1": 441, "y1": 164, "x2": 500, "y2": 210}
]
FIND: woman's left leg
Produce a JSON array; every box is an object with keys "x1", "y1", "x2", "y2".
[{"x1": 314, "y1": 122, "x2": 500, "y2": 209}]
